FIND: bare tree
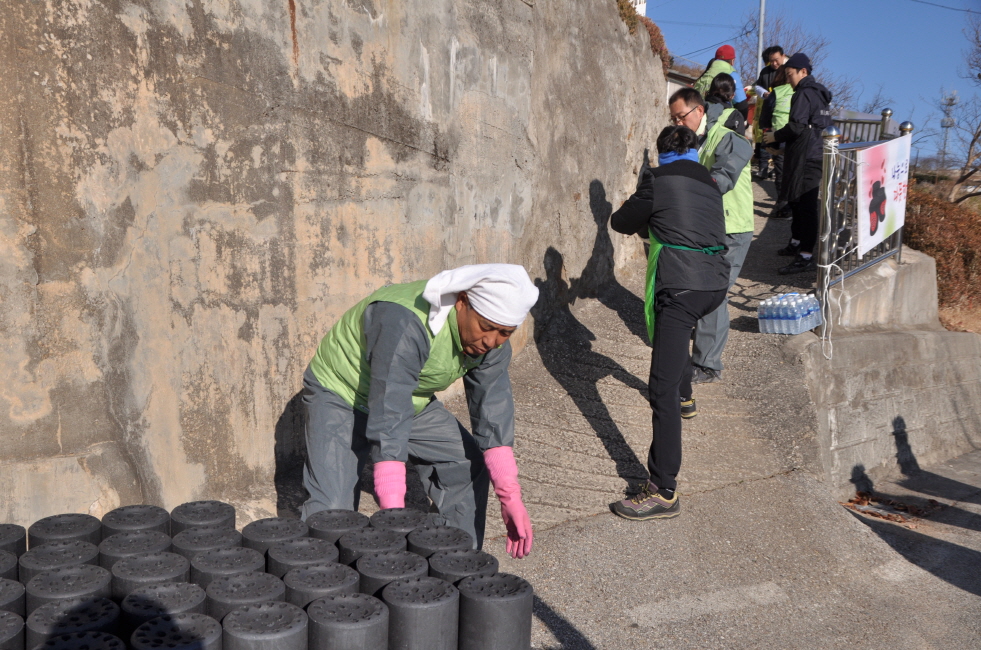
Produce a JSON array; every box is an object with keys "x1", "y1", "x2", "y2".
[
  {"x1": 860, "y1": 84, "x2": 894, "y2": 114},
  {"x1": 944, "y1": 16, "x2": 981, "y2": 202},
  {"x1": 946, "y1": 95, "x2": 981, "y2": 202},
  {"x1": 733, "y1": 13, "x2": 829, "y2": 87},
  {"x1": 966, "y1": 15, "x2": 981, "y2": 84}
]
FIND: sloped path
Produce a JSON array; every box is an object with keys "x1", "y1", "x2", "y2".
[
  {"x1": 451, "y1": 179, "x2": 981, "y2": 648},
  {"x1": 477, "y1": 179, "x2": 814, "y2": 536}
]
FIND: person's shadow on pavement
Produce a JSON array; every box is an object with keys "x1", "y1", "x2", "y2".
[{"x1": 532, "y1": 246, "x2": 650, "y2": 493}]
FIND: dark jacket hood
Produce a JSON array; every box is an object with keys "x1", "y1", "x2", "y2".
[{"x1": 796, "y1": 75, "x2": 832, "y2": 106}]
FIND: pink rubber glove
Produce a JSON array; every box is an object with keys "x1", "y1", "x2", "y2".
[
  {"x1": 483, "y1": 446, "x2": 533, "y2": 559},
  {"x1": 373, "y1": 461, "x2": 406, "y2": 509}
]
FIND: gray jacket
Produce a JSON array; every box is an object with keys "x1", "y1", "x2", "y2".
[
  {"x1": 700, "y1": 102, "x2": 753, "y2": 195},
  {"x1": 363, "y1": 301, "x2": 515, "y2": 463}
]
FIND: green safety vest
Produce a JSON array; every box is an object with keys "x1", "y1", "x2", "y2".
[
  {"x1": 309, "y1": 280, "x2": 483, "y2": 414},
  {"x1": 644, "y1": 230, "x2": 724, "y2": 342},
  {"x1": 694, "y1": 60, "x2": 735, "y2": 97},
  {"x1": 699, "y1": 107, "x2": 754, "y2": 234},
  {"x1": 772, "y1": 84, "x2": 794, "y2": 131}
]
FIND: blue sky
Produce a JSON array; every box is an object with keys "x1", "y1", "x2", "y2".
[{"x1": 645, "y1": 0, "x2": 981, "y2": 162}]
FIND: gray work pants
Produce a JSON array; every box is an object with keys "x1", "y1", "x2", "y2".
[
  {"x1": 299, "y1": 367, "x2": 489, "y2": 547},
  {"x1": 691, "y1": 231, "x2": 754, "y2": 373}
]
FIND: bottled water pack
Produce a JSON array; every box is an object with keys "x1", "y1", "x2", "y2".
[{"x1": 757, "y1": 293, "x2": 823, "y2": 335}]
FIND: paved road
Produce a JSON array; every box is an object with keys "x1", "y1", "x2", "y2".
[
  {"x1": 464, "y1": 179, "x2": 981, "y2": 648},
  {"x1": 280, "y1": 178, "x2": 981, "y2": 647}
]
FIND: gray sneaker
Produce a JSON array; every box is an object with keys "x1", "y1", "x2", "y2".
[
  {"x1": 611, "y1": 482, "x2": 681, "y2": 520},
  {"x1": 691, "y1": 366, "x2": 721, "y2": 384}
]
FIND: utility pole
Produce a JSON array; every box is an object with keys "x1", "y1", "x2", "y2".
[
  {"x1": 939, "y1": 90, "x2": 958, "y2": 183},
  {"x1": 757, "y1": 0, "x2": 766, "y2": 71}
]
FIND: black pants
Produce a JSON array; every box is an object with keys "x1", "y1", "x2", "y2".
[
  {"x1": 790, "y1": 185, "x2": 820, "y2": 253},
  {"x1": 647, "y1": 287, "x2": 728, "y2": 491},
  {"x1": 772, "y1": 153, "x2": 785, "y2": 200},
  {"x1": 755, "y1": 143, "x2": 770, "y2": 169}
]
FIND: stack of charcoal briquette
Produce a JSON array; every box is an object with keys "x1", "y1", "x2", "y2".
[{"x1": 0, "y1": 504, "x2": 532, "y2": 650}]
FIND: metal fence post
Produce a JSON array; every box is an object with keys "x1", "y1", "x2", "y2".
[
  {"x1": 879, "y1": 108, "x2": 893, "y2": 140},
  {"x1": 893, "y1": 120, "x2": 915, "y2": 265},
  {"x1": 817, "y1": 125, "x2": 841, "y2": 338}
]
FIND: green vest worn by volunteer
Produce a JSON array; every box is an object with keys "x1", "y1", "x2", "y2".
[
  {"x1": 771, "y1": 84, "x2": 794, "y2": 131},
  {"x1": 694, "y1": 59, "x2": 735, "y2": 97},
  {"x1": 699, "y1": 107, "x2": 754, "y2": 235},
  {"x1": 310, "y1": 280, "x2": 483, "y2": 415}
]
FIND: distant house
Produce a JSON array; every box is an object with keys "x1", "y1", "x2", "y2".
[
  {"x1": 630, "y1": 0, "x2": 647, "y2": 16},
  {"x1": 666, "y1": 68, "x2": 697, "y2": 103}
]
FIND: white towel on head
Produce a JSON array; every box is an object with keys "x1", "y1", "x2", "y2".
[{"x1": 422, "y1": 263, "x2": 540, "y2": 334}]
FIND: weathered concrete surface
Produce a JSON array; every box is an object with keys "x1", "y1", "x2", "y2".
[
  {"x1": 792, "y1": 328, "x2": 981, "y2": 500},
  {"x1": 786, "y1": 213, "x2": 981, "y2": 498},
  {"x1": 0, "y1": 0, "x2": 664, "y2": 526},
  {"x1": 825, "y1": 246, "x2": 941, "y2": 331}
]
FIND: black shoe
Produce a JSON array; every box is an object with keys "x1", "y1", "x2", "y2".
[
  {"x1": 680, "y1": 397, "x2": 698, "y2": 419},
  {"x1": 778, "y1": 254, "x2": 817, "y2": 275},
  {"x1": 690, "y1": 366, "x2": 721, "y2": 385},
  {"x1": 776, "y1": 241, "x2": 801, "y2": 256},
  {"x1": 768, "y1": 205, "x2": 792, "y2": 221}
]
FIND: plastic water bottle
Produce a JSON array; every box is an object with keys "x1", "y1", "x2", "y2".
[
  {"x1": 758, "y1": 297, "x2": 769, "y2": 333},
  {"x1": 809, "y1": 295, "x2": 823, "y2": 331},
  {"x1": 792, "y1": 298, "x2": 805, "y2": 334}
]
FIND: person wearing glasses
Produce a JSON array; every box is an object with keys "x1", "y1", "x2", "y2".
[{"x1": 667, "y1": 86, "x2": 754, "y2": 386}]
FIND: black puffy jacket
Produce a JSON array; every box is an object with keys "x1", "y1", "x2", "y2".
[{"x1": 773, "y1": 75, "x2": 833, "y2": 201}]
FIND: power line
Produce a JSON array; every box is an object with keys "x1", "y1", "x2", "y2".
[
  {"x1": 656, "y1": 20, "x2": 740, "y2": 28},
  {"x1": 678, "y1": 25, "x2": 755, "y2": 59},
  {"x1": 908, "y1": 0, "x2": 981, "y2": 14}
]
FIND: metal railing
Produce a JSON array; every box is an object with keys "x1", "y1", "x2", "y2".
[
  {"x1": 833, "y1": 108, "x2": 897, "y2": 144},
  {"x1": 816, "y1": 119, "x2": 915, "y2": 295}
]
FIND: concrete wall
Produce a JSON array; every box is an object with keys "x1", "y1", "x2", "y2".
[
  {"x1": 0, "y1": 0, "x2": 665, "y2": 526},
  {"x1": 824, "y1": 247, "x2": 941, "y2": 331},
  {"x1": 789, "y1": 249, "x2": 981, "y2": 498}
]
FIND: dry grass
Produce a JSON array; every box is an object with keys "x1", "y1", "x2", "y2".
[
  {"x1": 939, "y1": 305, "x2": 981, "y2": 334},
  {"x1": 615, "y1": 0, "x2": 638, "y2": 34},
  {"x1": 638, "y1": 16, "x2": 670, "y2": 77},
  {"x1": 905, "y1": 186, "x2": 981, "y2": 311}
]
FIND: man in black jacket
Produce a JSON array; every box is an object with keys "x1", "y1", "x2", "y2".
[
  {"x1": 764, "y1": 53, "x2": 833, "y2": 274},
  {"x1": 607, "y1": 126, "x2": 730, "y2": 521},
  {"x1": 754, "y1": 45, "x2": 787, "y2": 179}
]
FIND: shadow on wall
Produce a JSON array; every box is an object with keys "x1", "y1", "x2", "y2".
[
  {"x1": 274, "y1": 391, "x2": 308, "y2": 518},
  {"x1": 532, "y1": 247, "x2": 648, "y2": 489},
  {"x1": 581, "y1": 180, "x2": 649, "y2": 344},
  {"x1": 273, "y1": 179, "x2": 652, "y2": 514},
  {"x1": 849, "y1": 415, "x2": 981, "y2": 597},
  {"x1": 531, "y1": 180, "x2": 651, "y2": 494}
]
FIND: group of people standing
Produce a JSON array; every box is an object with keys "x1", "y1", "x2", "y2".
[
  {"x1": 290, "y1": 43, "x2": 837, "y2": 554},
  {"x1": 756, "y1": 47, "x2": 834, "y2": 274},
  {"x1": 607, "y1": 43, "x2": 833, "y2": 519}
]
